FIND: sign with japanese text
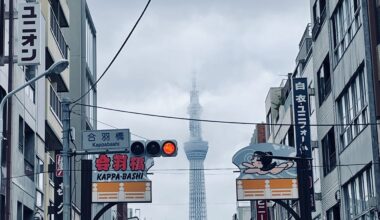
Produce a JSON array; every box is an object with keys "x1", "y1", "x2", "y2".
[
  {"x1": 292, "y1": 77, "x2": 315, "y2": 210},
  {"x1": 55, "y1": 154, "x2": 63, "y2": 177},
  {"x1": 83, "y1": 129, "x2": 130, "y2": 150},
  {"x1": 256, "y1": 200, "x2": 268, "y2": 220},
  {"x1": 92, "y1": 153, "x2": 154, "y2": 203},
  {"x1": 53, "y1": 151, "x2": 63, "y2": 220},
  {"x1": 18, "y1": 2, "x2": 41, "y2": 65},
  {"x1": 233, "y1": 143, "x2": 298, "y2": 200}
]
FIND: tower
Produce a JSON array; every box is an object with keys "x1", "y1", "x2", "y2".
[{"x1": 184, "y1": 75, "x2": 208, "y2": 220}]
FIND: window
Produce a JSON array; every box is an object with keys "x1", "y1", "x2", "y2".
[
  {"x1": 25, "y1": 66, "x2": 36, "y2": 103},
  {"x1": 86, "y1": 77, "x2": 94, "y2": 126},
  {"x1": 344, "y1": 168, "x2": 374, "y2": 219},
  {"x1": 312, "y1": 0, "x2": 327, "y2": 40},
  {"x1": 86, "y1": 15, "x2": 96, "y2": 75},
  {"x1": 321, "y1": 128, "x2": 336, "y2": 175},
  {"x1": 50, "y1": 85, "x2": 62, "y2": 122},
  {"x1": 317, "y1": 55, "x2": 331, "y2": 105},
  {"x1": 18, "y1": 117, "x2": 24, "y2": 153},
  {"x1": 36, "y1": 157, "x2": 44, "y2": 190},
  {"x1": 332, "y1": 0, "x2": 362, "y2": 65},
  {"x1": 338, "y1": 68, "x2": 367, "y2": 148},
  {"x1": 326, "y1": 204, "x2": 341, "y2": 220},
  {"x1": 266, "y1": 110, "x2": 272, "y2": 138},
  {"x1": 24, "y1": 122, "x2": 35, "y2": 181}
]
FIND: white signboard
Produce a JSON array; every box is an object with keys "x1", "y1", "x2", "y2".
[
  {"x1": 18, "y1": 2, "x2": 41, "y2": 65},
  {"x1": 82, "y1": 129, "x2": 131, "y2": 150}
]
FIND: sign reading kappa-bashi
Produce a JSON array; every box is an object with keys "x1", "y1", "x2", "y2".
[
  {"x1": 233, "y1": 143, "x2": 298, "y2": 201},
  {"x1": 84, "y1": 129, "x2": 153, "y2": 203}
]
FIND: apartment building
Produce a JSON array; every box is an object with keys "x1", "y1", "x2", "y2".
[
  {"x1": 311, "y1": 0, "x2": 380, "y2": 219},
  {"x1": 0, "y1": 0, "x2": 97, "y2": 219},
  {"x1": 263, "y1": 24, "x2": 322, "y2": 219}
]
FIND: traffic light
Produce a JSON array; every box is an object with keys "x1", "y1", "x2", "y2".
[{"x1": 130, "y1": 140, "x2": 178, "y2": 157}]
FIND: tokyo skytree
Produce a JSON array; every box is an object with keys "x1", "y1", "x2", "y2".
[{"x1": 184, "y1": 75, "x2": 208, "y2": 220}]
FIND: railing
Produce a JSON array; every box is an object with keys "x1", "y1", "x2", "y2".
[
  {"x1": 50, "y1": 86, "x2": 62, "y2": 122},
  {"x1": 50, "y1": 8, "x2": 68, "y2": 59}
]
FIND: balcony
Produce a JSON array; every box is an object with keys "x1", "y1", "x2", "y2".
[
  {"x1": 312, "y1": 8, "x2": 326, "y2": 41},
  {"x1": 50, "y1": 85, "x2": 62, "y2": 122},
  {"x1": 50, "y1": 8, "x2": 68, "y2": 59}
]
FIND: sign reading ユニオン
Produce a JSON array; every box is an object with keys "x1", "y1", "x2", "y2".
[{"x1": 233, "y1": 143, "x2": 298, "y2": 201}]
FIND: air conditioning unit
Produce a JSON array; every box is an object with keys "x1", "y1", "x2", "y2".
[
  {"x1": 315, "y1": 193, "x2": 322, "y2": 201},
  {"x1": 369, "y1": 197, "x2": 377, "y2": 208}
]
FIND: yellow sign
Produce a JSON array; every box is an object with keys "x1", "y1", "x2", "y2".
[
  {"x1": 236, "y1": 179, "x2": 298, "y2": 200},
  {"x1": 92, "y1": 181, "x2": 152, "y2": 203}
]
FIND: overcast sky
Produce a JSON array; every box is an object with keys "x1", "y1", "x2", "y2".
[{"x1": 86, "y1": 0, "x2": 310, "y2": 219}]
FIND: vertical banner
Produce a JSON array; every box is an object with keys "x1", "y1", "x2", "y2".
[
  {"x1": 292, "y1": 78, "x2": 315, "y2": 211},
  {"x1": 256, "y1": 201, "x2": 268, "y2": 220},
  {"x1": 53, "y1": 152, "x2": 63, "y2": 220},
  {"x1": 18, "y1": 2, "x2": 41, "y2": 65}
]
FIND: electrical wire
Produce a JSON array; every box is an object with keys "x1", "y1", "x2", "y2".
[
  {"x1": 1, "y1": 162, "x2": 376, "y2": 180},
  {"x1": 71, "y1": 0, "x2": 152, "y2": 104},
  {"x1": 78, "y1": 103, "x2": 375, "y2": 127},
  {"x1": 71, "y1": 111, "x2": 150, "y2": 140}
]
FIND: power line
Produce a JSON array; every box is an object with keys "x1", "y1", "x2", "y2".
[
  {"x1": 2, "y1": 162, "x2": 375, "y2": 180},
  {"x1": 71, "y1": 111, "x2": 150, "y2": 140},
  {"x1": 78, "y1": 103, "x2": 374, "y2": 127},
  {"x1": 71, "y1": 0, "x2": 152, "y2": 104}
]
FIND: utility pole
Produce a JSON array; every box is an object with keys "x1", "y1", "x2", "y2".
[
  {"x1": 62, "y1": 98, "x2": 71, "y2": 220},
  {"x1": 5, "y1": 0, "x2": 14, "y2": 219}
]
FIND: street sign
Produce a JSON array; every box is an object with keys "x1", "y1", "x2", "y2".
[
  {"x1": 232, "y1": 143, "x2": 298, "y2": 201},
  {"x1": 92, "y1": 181, "x2": 152, "y2": 203},
  {"x1": 56, "y1": 154, "x2": 63, "y2": 177},
  {"x1": 83, "y1": 129, "x2": 130, "y2": 150},
  {"x1": 18, "y1": 2, "x2": 41, "y2": 65},
  {"x1": 256, "y1": 200, "x2": 268, "y2": 220},
  {"x1": 292, "y1": 78, "x2": 315, "y2": 210},
  {"x1": 91, "y1": 153, "x2": 154, "y2": 203}
]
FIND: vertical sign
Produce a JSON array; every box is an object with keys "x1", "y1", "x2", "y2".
[
  {"x1": 18, "y1": 2, "x2": 40, "y2": 65},
  {"x1": 55, "y1": 154, "x2": 63, "y2": 177},
  {"x1": 292, "y1": 78, "x2": 315, "y2": 211},
  {"x1": 53, "y1": 152, "x2": 63, "y2": 220},
  {"x1": 256, "y1": 201, "x2": 268, "y2": 220}
]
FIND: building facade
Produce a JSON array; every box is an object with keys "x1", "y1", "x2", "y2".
[
  {"x1": 184, "y1": 77, "x2": 208, "y2": 220},
  {"x1": 0, "y1": 0, "x2": 96, "y2": 219},
  {"x1": 311, "y1": 0, "x2": 380, "y2": 219}
]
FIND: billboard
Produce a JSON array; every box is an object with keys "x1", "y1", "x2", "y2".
[
  {"x1": 233, "y1": 143, "x2": 298, "y2": 201},
  {"x1": 292, "y1": 77, "x2": 315, "y2": 210},
  {"x1": 92, "y1": 153, "x2": 154, "y2": 203},
  {"x1": 18, "y1": 2, "x2": 41, "y2": 65}
]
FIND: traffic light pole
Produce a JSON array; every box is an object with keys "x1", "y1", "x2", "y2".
[{"x1": 62, "y1": 98, "x2": 71, "y2": 220}]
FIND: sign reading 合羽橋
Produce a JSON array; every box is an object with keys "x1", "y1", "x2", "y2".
[
  {"x1": 83, "y1": 129, "x2": 131, "y2": 151},
  {"x1": 232, "y1": 143, "x2": 298, "y2": 201},
  {"x1": 18, "y1": 2, "x2": 41, "y2": 65},
  {"x1": 83, "y1": 129, "x2": 153, "y2": 203}
]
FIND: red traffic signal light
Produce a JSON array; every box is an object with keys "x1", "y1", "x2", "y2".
[
  {"x1": 130, "y1": 140, "x2": 178, "y2": 157},
  {"x1": 162, "y1": 140, "x2": 177, "y2": 157}
]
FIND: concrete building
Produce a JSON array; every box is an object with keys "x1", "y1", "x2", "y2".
[
  {"x1": 66, "y1": 0, "x2": 98, "y2": 218},
  {"x1": 263, "y1": 24, "x2": 322, "y2": 219},
  {"x1": 0, "y1": 0, "x2": 97, "y2": 219},
  {"x1": 310, "y1": 0, "x2": 380, "y2": 219}
]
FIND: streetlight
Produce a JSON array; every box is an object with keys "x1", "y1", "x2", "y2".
[{"x1": 0, "y1": 59, "x2": 69, "y2": 197}]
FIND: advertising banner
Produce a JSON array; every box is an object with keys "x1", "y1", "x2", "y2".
[
  {"x1": 18, "y1": 2, "x2": 41, "y2": 65},
  {"x1": 233, "y1": 143, "x2": 298, "y2": 201},
  {"x1": 292, "y1": 77, "x2": 315, "y2": 210}
]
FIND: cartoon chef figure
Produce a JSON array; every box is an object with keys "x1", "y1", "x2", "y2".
[{"x1": 242, "y1": 151, "x2": 294, "y2": 175}]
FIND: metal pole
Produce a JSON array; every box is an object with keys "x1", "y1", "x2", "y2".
[
  {"x1": 250, "y1": 201, "x2": 255, "y2": 220},
  {"x1": 5, "y1": 0, "x2": 13, "y2": 218},
  {"x1": 62, "y1": 97, "x2": 71, "y2": 220}
]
